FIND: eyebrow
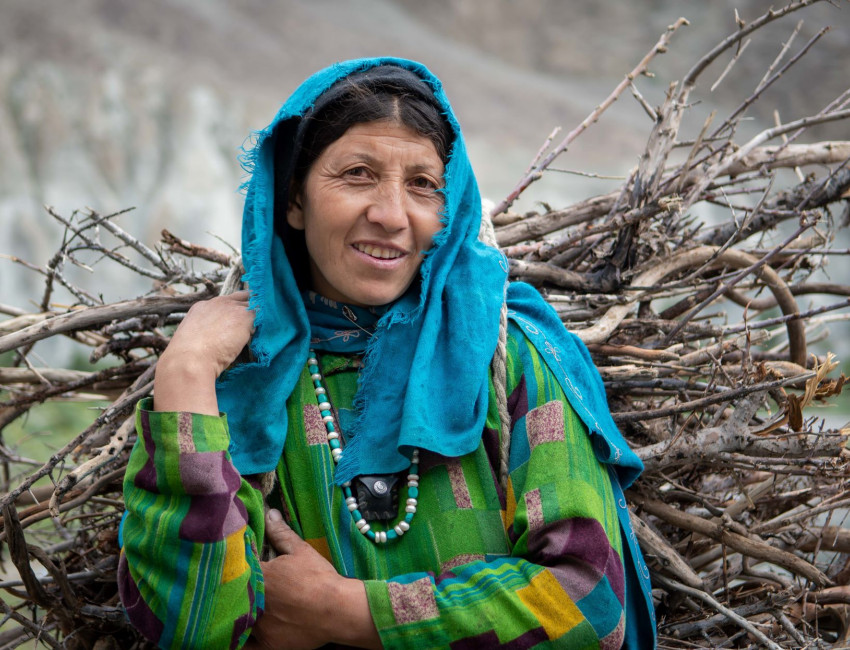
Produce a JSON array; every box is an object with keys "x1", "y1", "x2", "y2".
[{"x1": 342, "y1": 153, "x2": 443, "y2": 175}]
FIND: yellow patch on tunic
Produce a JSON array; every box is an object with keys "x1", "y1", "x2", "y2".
[
  {"x1": 516, "y1": 569, "x2": 584, "y2": 638},
  {"x1": 306, "y1": 536, "x2": 332, "y2": 563},
  {"x1": 222, "y1": 528, "x2": 249, "y2": 584}
]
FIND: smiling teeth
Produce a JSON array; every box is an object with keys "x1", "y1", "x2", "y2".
[{"x1": 355, "y1": 244, "x2": 403, "y2": 259}]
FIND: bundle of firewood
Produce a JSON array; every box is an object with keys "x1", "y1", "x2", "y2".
[{"x1": 2, "y1": 1, "x2": 849, "y2": 647}]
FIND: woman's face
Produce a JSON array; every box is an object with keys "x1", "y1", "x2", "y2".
[{"x1": 287, "y1": 120, "x2": 445, "y2": 306}]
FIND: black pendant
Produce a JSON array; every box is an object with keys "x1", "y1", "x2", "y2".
[{"x1": 354, "y1": 474, "x2": 401, "y2": 521}]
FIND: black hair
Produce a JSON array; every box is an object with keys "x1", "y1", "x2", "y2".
[{"x1": 273, "y1": 65, "x2": 453, "y2": 290}]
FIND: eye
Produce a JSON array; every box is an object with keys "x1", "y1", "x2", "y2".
[
  {"x1": 409, "y1": 176, "x2": 439, "y2": 192},
  {"x1": 343, "y1": 166, "x2": 371, "y2": 180}
]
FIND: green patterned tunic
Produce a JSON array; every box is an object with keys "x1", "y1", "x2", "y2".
[{"x1": 119, "y1": 323, "x2": 627, "y2": 648}]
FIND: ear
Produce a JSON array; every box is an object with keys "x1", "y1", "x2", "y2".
[{"x1": 286, "y1": 193, "x2": 305, "y2": 230}]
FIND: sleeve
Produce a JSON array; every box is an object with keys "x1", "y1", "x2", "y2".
[
  {"x1": 118, "y1": 397, "x2": 267, "y2": 650},
  {"x1": 362, "y1": 325, "x2": 627, "y2": 649}
]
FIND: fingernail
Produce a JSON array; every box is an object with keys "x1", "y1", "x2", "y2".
[{"x1": 267, "y1": 508, "x2": 283, "y2": 522}]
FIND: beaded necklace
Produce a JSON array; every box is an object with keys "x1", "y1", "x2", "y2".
[{"x1": 307, "y1": 351, "x2": 419, "y2": 544}]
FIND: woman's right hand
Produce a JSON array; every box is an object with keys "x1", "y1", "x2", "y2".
[{"x1": 153, "y1": 290, "x2": 255, "y2": 415}]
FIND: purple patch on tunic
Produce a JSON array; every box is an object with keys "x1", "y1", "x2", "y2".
[
  {"x1": 117, "y1": 552, "x2": 164, "y2": 644},
  {"x1": 525, "y1": 400, "x2": 566, "y2": 449},
  {"x1": 439, "y1": 553, "x2": 485, "y2": 574},
  {"x1": 446, "y1": 458, "x2": 473, "y2": 509},
  {"x1": 450, "y1": 630, "x2": 500, "y2": 649},
  {"x1": 177, "y1": 412, "x2": 195, "y2": 453},
  {"x1": 388, "y1": 577, "x2": 439, "y2": 624},
  {"x1": 482, "y1": 426, "x2": 506, "y2": 508},
  {"x1": 230, "y1": 582, "x2": 257, "y2": 650},
  {"x1": 450, "y1": 628, "x2": 549, "y2": 650},
  {"x1": 507, "y1": 374, "x2": 529, "y2": 430},
  {"x1": 600, "y1": 612, "x2": 626, "y2": 650},
  {"x1": 527, "y1": 517, "x2": 625, "y2": 604},
  {"x1": 481, "y1": 425, "x2": 500, "y2": 473},
  {"x1": 178, "y1": 451, "x2": 248, "y2": 542},
  {"x1": 502, "y1": 626, "x2": 550, "y2": 649},
  {"x1": 134, "y1": 411, "x2": 159, "y2": 493},
  {"x1": 524, "y1": 488, "x2": 545, "y2": 532},
  {"x1": 302, "y1": 403, "x2": 327, "y2": 446}
]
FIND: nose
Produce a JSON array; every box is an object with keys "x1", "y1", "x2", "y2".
[{"x1": 365, "y1": 182, "x2": 407, "y2": 232}]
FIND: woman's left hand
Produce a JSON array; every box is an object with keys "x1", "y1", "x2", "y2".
[{"x1": 245, "y1": 510, "x2": 381, "y2": 650}]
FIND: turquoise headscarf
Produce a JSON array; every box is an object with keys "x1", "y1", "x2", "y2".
[{"x1": 217, "y1": 57, "x2": 643, "y2": 490}]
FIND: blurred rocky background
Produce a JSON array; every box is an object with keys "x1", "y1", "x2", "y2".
[{"x1": 0, "y1": 0, "x2": 848, "y2": 316}]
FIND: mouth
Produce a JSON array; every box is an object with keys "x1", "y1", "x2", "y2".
[{"x1": 352, "y1": 243, "x2": 407, "y2": 260}]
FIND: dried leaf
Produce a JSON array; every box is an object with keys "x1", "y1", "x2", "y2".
[{"x1": 787, "y1": 393, "x2": 804, "y2": 432}]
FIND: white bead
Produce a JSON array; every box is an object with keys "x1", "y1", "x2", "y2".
[
  {"x1": 311, "y1": 373, "x2": 322, "y2": 381},
  {"x1": 406, "y1": 498, "x2": 418, "y2": 506},
  {"x1": 405, "y1": 505, "x2": 417, "y2": 514},
  {"x1": 307, "y1": 357, "x2": 318, "y2": 366},
  {"x1": 318, "y1": 401, "x2": 331, "y2": 410},
  {"x1": 314, "y1": 387, "x2": 326, "y2": 395},
  {"x1": 361, "y1": 523, "x2": 371, "y2": 534},
  {"x1": 398, "y1": 521, "x2": 410, "y2": 532},
  {"x1": 377, "y1": 531, "x2": 386, "y2": 543},
  {"x1": 322, "y1": 415, "x2": 334, "y2": 424},
  {"x1": 356, "y1": 518, "x2": 368, "y2": 531},
  {"x1": 327, "y1": 431, "x2": 339, "y2": 440},
  {"x1": 332, "y1": 449, "x2": 342, "y2": 462},
  {"x1": 342, "y1": 481, "x2": 351, "y2": 488},
  {"x1": 411, "y1": 450, "x2": 419, "y2": 461},
  {"x1": 348, "y1": 502, "x2": 358, "y2": 512},
  {"x1": 346, "y1": 496, "x2": 357, "y2": 506},
  {"x1": 408, "y1": 480, "x2": 419, "y2": 487},
  {"x1": 407, "y1": 474, "x2": 419, "y2": 482},
  {"x1": 393, "y1": 525, "x2": 404, "y2": 536}
]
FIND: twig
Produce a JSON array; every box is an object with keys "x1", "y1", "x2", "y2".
[
  {"x1": 654, "y1": 574, "x2": 784, "y2": 650},
  {"x1": 634, "y1": 495, "x2": 830, "y2": 586},
  {"x1": 0, "y1": 292, "x2": 209, "y2": 355},
  {"x1": 710, "y1": 39, "x2": 751, "y2": 92},
  {"x1": 491, "y1": 17, "x2": 688, "y2": 216}
]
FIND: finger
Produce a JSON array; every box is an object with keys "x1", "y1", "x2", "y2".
[
  {"x1": 265, "y1": 509, "x2": 302, "y2": 555},
  {"x1": 224, "y1": 289, "x2": 251, "y2": 300}
]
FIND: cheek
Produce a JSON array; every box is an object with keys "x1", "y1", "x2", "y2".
[
  {"x1": 412, "y1": 198, "x2": 444, "y2": 235},
  {"x1": 305, "y1": 228, "x2": 341, "y2": 268},
  {"x1": 419, "y1": 212, "x2": 444, "y2": 249}
]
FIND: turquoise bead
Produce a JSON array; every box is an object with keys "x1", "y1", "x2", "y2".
[
  {"x1": 343, "y1": 486, "x2": 352, "y2": 498},
  {"x1": 387, "y1": 529, "x2": 398, "y2": 540},
  {"x1": 326, "y1": 423, "x2": 335, "y2": 432},
  {"x1": 308, "y1": 365, "x2": 319, "y2": 374},
  {"x1": 410, "y1": 464, "x2": 419, "y2": 474},
  {"x1": 405, "y1": 512, "x2": 414, "y2": 523},
  {"x1": 352, "y1": 509, "x2": 362, "y2": 521},
  {"x1": 329, "y1": 438, "x2": 340, "y2": 449},
  {"x1": 321, "y1": 410, "x2": 331, "y2": 418},
  {"x1": 366, "y1": 529, "x2": 376, "y2": 540},
  {"x1": 408, "y1": 486, "x2": 419, "y2": 498}
]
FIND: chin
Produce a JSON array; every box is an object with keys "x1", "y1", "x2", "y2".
[
  {"x1": 352, "y1": 291, "x2": 403, "y2": 307},
  {"x1": 345, "y1": 281, "x2": 413, "y2": 308}
]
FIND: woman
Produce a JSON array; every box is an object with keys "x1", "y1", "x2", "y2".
[{"x1": 118, "y1": 58, "x2": 655, "y2": 649}]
